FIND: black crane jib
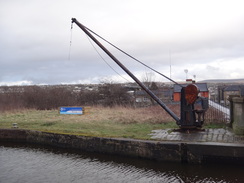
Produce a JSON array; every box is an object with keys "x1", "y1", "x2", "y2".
[{"x1": 71, "y1": 18, "x2": 180, "y2": 124}]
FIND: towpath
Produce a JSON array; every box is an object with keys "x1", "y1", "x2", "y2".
[{"x1": 150, "y1": 128, "x2": 244, "y2": 144}]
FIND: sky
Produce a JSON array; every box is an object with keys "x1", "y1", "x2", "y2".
[{"x1": 1, "y1": 0, "x2": 244, "y2": 86}]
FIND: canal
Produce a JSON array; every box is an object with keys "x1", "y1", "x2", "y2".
[{"x1": 0, "y1": 142, "x2": 243, "y2": 183}]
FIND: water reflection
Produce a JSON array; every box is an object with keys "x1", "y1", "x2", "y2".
[{"x1": 0, "y1": 142, "x2": 243, "y2": 183}]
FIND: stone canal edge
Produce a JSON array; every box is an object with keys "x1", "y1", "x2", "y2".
[{"x1": 0, "y1": 129, "x2": 244, "y2": 164}]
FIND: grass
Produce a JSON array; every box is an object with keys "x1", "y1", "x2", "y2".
[{"x1": 0, "y1": 105, "x2": 226, "y2": 139}]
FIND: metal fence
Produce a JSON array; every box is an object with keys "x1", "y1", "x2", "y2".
[{"x1": 204, "y1": 100, "x2": 230, "y2": 124}]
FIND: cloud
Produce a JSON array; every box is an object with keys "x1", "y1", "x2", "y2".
[
  {"x1": 1, "y1": 0, "x2": 244, "y2": 85},
  {"x1": 206, "y1": 65, "x2": 219, "y2": 72}
]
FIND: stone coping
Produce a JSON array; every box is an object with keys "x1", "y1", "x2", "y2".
[{"x1": 0, "y1": 129, "x2": 244, "y2": 164}]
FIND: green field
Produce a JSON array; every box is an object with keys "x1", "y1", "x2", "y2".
[{"x1": 0, "y1": 106, "x2": 225, "y2": 139}]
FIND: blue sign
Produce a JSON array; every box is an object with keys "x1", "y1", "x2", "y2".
[{"x1": 60, "y1": 107, "x2": 83, "y2": 115}]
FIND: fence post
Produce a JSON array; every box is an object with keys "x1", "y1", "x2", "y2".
[
  {"x1": 228, "y1": 95, "x2": 239, "y2": 128},
  {"x1": 232, "y1": 97, "x2": 244, "y2": 135}
]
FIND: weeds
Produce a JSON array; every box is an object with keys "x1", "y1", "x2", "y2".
[{"x1": 0, "y1": 105, "x2": 226, "y2": 139}]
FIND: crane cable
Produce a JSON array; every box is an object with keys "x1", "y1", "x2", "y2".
[
  {"x1": 83, "y1": 25, "x2": 183, "y2": 88},
  {"x1": 86, "y1": 35, "x2": 132, "y2": 82},
  {"x1": 71, "y1": 21, "x2": 183, "y2": 87},
  {"x1": 70, "y1": 22, "x2": 131, "y2": 82},
  {"x1": 68, "y1": 22, "x2": 73, "y2": 60}
]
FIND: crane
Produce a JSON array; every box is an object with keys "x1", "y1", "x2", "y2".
[{"x1": 71, "y1": 18, "x2": 208, "y2": 129}]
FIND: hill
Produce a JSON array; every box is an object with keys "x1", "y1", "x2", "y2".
[{"x1": 200, "y1": 78, "x2": 244, "y2": 83}]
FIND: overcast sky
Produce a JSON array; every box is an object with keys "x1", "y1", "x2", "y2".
[{"x1": 1, "y1": 0, "x2": 244, "y2": 86}]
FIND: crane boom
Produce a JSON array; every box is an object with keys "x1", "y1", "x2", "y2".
[{"x1": 71, "y1": 18, "x2": 180, "y2": 123}]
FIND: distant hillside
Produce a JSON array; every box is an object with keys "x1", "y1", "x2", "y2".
[{"x1": 200, "y1": 78, "x2": 244, "y2": 83}]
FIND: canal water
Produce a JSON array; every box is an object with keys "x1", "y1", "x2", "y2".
[{"x1": 0, "y1": 142, "x2": 243, "y2": 183}]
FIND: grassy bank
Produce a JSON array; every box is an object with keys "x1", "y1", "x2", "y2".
[{"x1": 0, "y1": 106, "x2": 225, "y2": 139}]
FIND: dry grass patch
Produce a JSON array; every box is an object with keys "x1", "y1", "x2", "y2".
[
  {"x1": 0, "y1": 105, "x2": 178, "y2": 139},
  {"x1": 92, "y1": 105, "x2": 179, "y2": 124}
]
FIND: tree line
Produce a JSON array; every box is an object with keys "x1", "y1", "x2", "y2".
[{"x1": 0, "y1": 84, "x2": 132, "y2": 111}]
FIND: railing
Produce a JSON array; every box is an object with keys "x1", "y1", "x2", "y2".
[{"x1": 204, "y1": 100, "x2": 230, "y2": 124}]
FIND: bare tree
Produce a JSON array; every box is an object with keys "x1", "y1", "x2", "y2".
[{"x1": 141, "y1": 72, "x2": 157, "y2": 88}]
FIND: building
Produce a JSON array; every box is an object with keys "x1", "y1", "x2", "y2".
[
  {"x1": 133, "y1": 87, "x2": 173, "y2": 107},
  {"x1": 223, "y1": 85, "x2": 244, "y2": 106},
  {"x1": 173, "y1": 83, "x2": 209, "y2": 102}
]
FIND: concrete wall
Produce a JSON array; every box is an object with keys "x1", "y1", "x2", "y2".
[
  {"x1": 231, "y1": 97, "x2": 244, "y2": 135},
  {"x1": 1, "y1": 129, "x2": 244, "y2": 164}
]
